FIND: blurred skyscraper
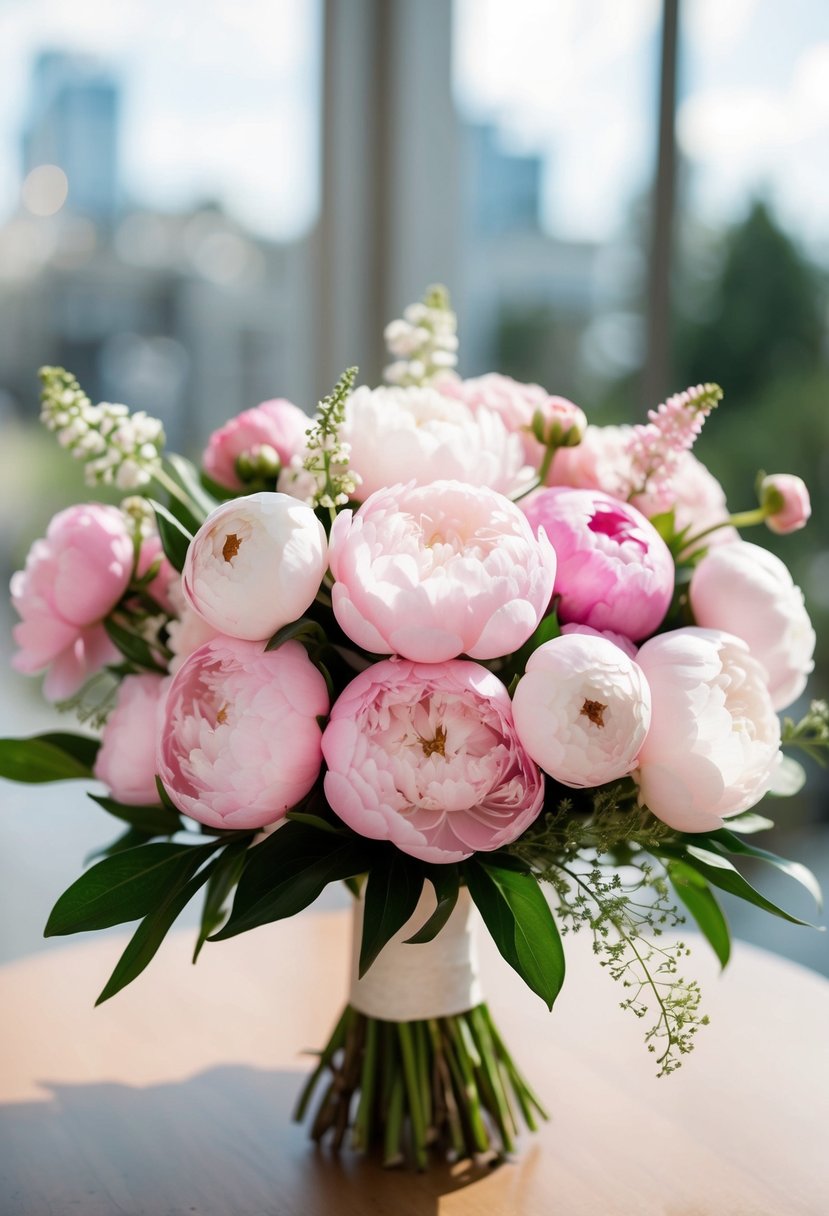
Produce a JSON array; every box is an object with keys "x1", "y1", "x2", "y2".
[{"x1": 22, "y1": 51, "x2": 120, "y2": 224}]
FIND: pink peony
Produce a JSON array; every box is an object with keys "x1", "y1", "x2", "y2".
[
  {"x1": 10, "y1": 504, "x2": 133, "y2": 700},
  {"x1": 182, "y1": 492, "x2": 327, "y2": 641},
  {"x1": 635, "y1": 627, "x2": 781, "y2": 832},
  {"x1": 167, "y1": 605, "x2": 224, "y2": 673},
  {"x1": 94, "y1": 673, "x2": 167, "y2": 805},
  {"x1": 439, "y1": 373, "x2": 551, "y2": 464},
  {"x1": 322, "y1": 658, "x2": 543, "y2": 864},
  {"x1": 157, "y1": 637, "x2": 329, "y2": 830},
  {"x1": 202, "y1": 398, "x2": 310, "y2": 491},
  {"x1": 512, "y1": 634, "x2": 651, "y2": 788},
  {"x1": 339, "y1": 385, "x2": 526, "y2": 500},
  {"x1": 689, "y1": 541, "x2": 815, "y2": 710},
  {"x1": 760, "y1": 474, "x2": 811, "y2": 534},
  {"x1": 523, "y1": 487, "x2": 674, "y2": 641},
  {"x1": 329, "y1": 480, "x2": 556, "y2": 663}
]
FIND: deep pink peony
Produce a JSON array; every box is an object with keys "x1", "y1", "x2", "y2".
[
  {"x1": 760, "y1": 474, "x2": 811, "y2": 534},
  {"x1": 157, "y1": 637, "x2": 329, "y2": 830},
  {"x1": 202, "y1": 398, "x2": 310, "y2": 491},
  {"x1": 689, "y1": 541, "x2": 815, "y2": 710},
  {"x1": 635, "y1": 627, "x2": 781, "y2": 832},
  {"x1": 512, "y1": 633, "x2": 651, "y2": 788},
  {"x1": 322, "y1": 658, "x2": 544, "y2": 864},
  {"x1": 329, "y1": 480, "x2": 556, "y2": 663},
  {"x1": 523, "y1": 487, "x2": 673, "y2": 641},
  {"x1": 94, "y1": 673, "x2": 167, "y2": 805},
  {"x1": 11, "y1": 504, "x2": 133, "y2": 700}
]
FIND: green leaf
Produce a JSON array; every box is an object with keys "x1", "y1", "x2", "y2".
[
  {"x1": 86, "y1": 827, "x2": 155, "y2": 863},
  {"x1": 210, "y1": 822, "x2": 369, "y2": 940},
  {"x1": 464, "y1": 861, "x2": 565, "y2": 1010},
  {"x1": 155, "y1": 775, "x2": 179, "y2": 812},
  {"x1": 0, "y1": 732, "x2": 99, "y2": 783},
  {"x1": 359, "y1": 854, "x2": 424, "y2": 976},
  {"x1": 698, "y1": 829, "x2": 823, "y2": 910},
  {"x1": 668, "y1": 860, "x2": 731, "y2": 968},
  {"x1": 648, "y1": 509, "x2": 677, "y2": 543},
  {"x1": 193, "y1": 838, "x2": 249, "y2": 962},
  {"x1": 165, "y1": 454, "x2": 219, "y2": 525},
  {"x1": 104, "y1": 617, "x2": 167, "y2": 673},
  {"x1": 285, "y1": 810, "x2": 346, "y2": 835},
  {"x1": 45, "y1": 841, "x2": 220, "y2": 936},
  {"x1": 503, "y1": 611, "x2": 561, "y2": 684},
  {"x1": 723, "y1": 812, "x2": 775, "y2": 834},
  {"x1": 658, "y1": 844, "x2": 821, "y2": 928},
  {"x1": 149, "y1": 500, "x2": 193, "y2": 573},
  {"x1": 89, "y1": 794, "x2": 184, "y2": 836},
  {"x1": 767, "y1": 755, "x2": 807, "y2": 797},
  {"x1": 96, "y1": 856, "x2": 219, "y2": 1004},
  {"x1": 265, "y1": 617, "x2": 327, "y2": 653},
  {"x1": 405, "y1": 866, "x2": 460, "y2": 944}
]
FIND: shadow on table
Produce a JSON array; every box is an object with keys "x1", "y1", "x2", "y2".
[{"x1": 0, "y1": 1065, "x2": 513, "y2": 1216}]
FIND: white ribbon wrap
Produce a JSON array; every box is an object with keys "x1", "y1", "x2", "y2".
[{"x1": 349, "y1": 886, "x2": 483, "y2": 1021}]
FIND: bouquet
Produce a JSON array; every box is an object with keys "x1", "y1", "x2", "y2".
[{"x1": 3, "y1": 286, "x2": 826, "y2": 1170}]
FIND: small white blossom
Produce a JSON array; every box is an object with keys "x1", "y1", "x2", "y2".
[
  {"x1": 39, "y1": 366, "x2": 165, "y2": 490},
  {"x1": 383, "y1": 285, "x2": 460, "y2": 388}
]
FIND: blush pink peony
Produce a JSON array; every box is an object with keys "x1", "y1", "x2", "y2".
[
  {"x1": 339, "y1": 384, "x2": 526, "y2": 500},
  {"x1": 635, "y1": 627, "x2": 781, "y2": 832},
  {"x1": 438, "y1": 373, "x2": 587, "y2": 470},
  {"x1": 329, "y1": 480, "x2": 556, "y2": 663},
  {"x1": 182, "y1": 492, "x2": 327, "y2": 641},
  {"x1": 512, "y1": 633, "x2": 651, "y2": 787},
  {"x1": 10, "y1": 504, "x2": 134, "y2": 700},
  {"x1": 523, "y1": 487, "x2": 673, "y2": 641},
  {"x1": 94, "y1": 673, "x2": 167, "y2": 805},
  {"x1": 322, "y1": 658, "x2": 544, "y2": 863},
  {"x1": 689, "y1": 540, "x2": 815, "y2": 710},
  {"x1": 157, "y1": 637, "x2": 329, "y2": 830},
  {"x1": 202, "y1": 398, "x2": 310, "y2": 491}
]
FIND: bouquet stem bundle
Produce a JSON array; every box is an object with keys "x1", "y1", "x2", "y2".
[{"x1": 295, "y1": 1002, "x2": 547, "y2": 1168}]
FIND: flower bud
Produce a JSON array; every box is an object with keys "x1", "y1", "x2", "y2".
[{"x1": 759, "y1": 473, "x2": 811, "y2": 534}]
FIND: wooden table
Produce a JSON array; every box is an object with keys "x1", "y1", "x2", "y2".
[{"x1": 1, "y1": 909, "x2": 828, "y2": 1215}]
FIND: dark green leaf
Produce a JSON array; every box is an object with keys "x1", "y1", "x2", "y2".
[
  {"x1": 165, "y1": 453, "x2": 219, "y2": 524},
  {"x1": 155, "y1": 775, "x2": 179, "y2": 812},
  {"x1": 359, "y1": 854, "x2": 424, "y2": 976},
  {"x1": 149, "y1": 499, "x2": 192, "y2": 573},
  {"x1": 193, "y1": 839, "x2": 249, "y2": 962},
  {"x1": 668, "y1": 860, "x2": 731, "y2": 968},
  {"x1": 103, "y1": 617, "x2": 167, "y2": 673},
  {"x1": 211, "y1": 821, "x2": 370, "y2": 940},
  {"x1": 405, "y1": 866, "x2": 460, "y2": 945},
  {"x1": 0, "y1": 732, "x2": 98, "y2": 783},
  {"x1": 199, "y1": 470, "x2": 239, "y2": 502},
  {"x1": 285, "y1": 810, "x2": 346, "y2": 835},
  {"x1": 503, "y1": 611, "x2": 561, "y2": 684},
  {"x1": 96, "y1": 856, "x2": 219, "y2": 1004},
  {"x1": 45, "y1": 841, "x2": 220, "y2": 936},
  {"x1": 658, "y1": 844, "x2": 820, "y2": 928},
  {"x1": 89, "y1": 793, "x2": 183, "y2": 836},
  {"x1": 265, "y1": 617, "x2": 327, "y2": 653},
  {"x1": 648, "y1": 509, "x2": 677, "y2": 543},
  {"x1": 86, "y1": 827, "x2": 155, "y2": 863},
  {"x1": 464, "y1": 861, "x2": 565, "y2": 1010},
  {"x1": 696, "y1": 829, "x2": 823, "y2": 910}
]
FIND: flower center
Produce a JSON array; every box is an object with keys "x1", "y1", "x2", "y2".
[
  {"x1": 580, "y1": 698, "x2": 607, "y2": 728},
  {"x1": 216, "y1": 702, "x2": 229, "y2": 725},
  {"x1": 418, "y1": 723, "x2": 448, "y2": 758},
  {"x1": 587, "y1": 505, "x2": 648, "y2": 553},
  {"x1": 222, "y1": 533, "x2": 242, "y2": 562}
]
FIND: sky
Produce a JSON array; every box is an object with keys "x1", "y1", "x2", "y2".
[{"x1": 0, "y1": 0, "x2": 827, "y2": 256}]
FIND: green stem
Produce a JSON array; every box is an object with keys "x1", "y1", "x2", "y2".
[
  {"x1": 680, "y1": 505, "x2": 768, "y2": 555},
  {"x1": 397, "y1": 1022, "x2": 428, "y2": 1170}
]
